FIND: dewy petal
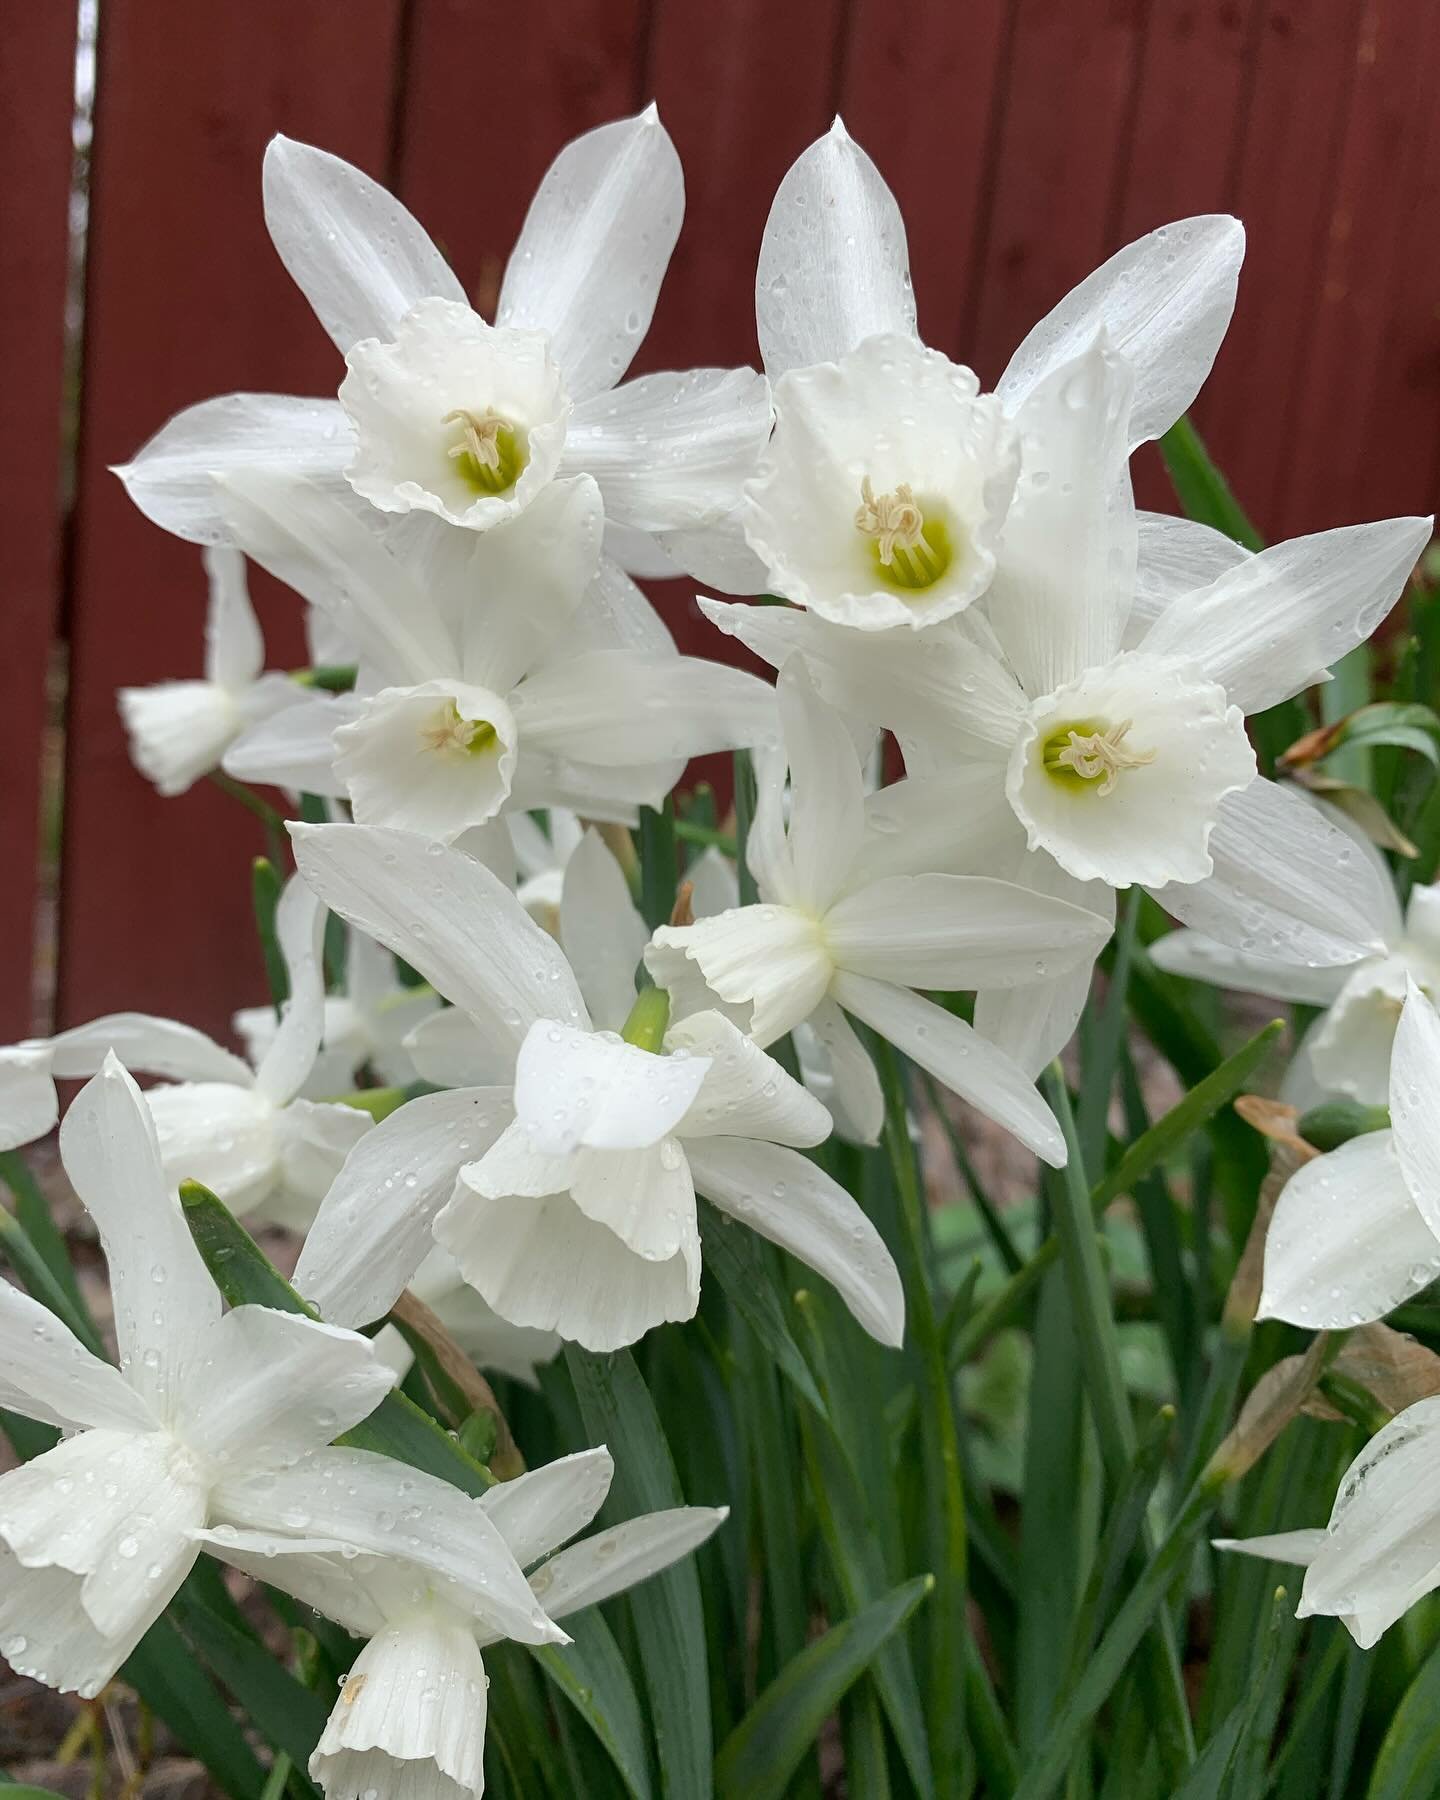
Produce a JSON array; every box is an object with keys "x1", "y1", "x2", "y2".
[
  {"x1": 144, "y1": 1081, "x2": 279, "y2": 1217},
  {"x1": 291, "y1": 823, "x2": 590, "y2": 1045},
  {"x1": 799, "y1": 995, "x2": 884, "y2": 1146},
  {"x1": 669, "y1": 1011, "x2": 831, "y2": 1148},
  {"x1": 688, "y1": 1136, "x2": 904, "y2": 1345},
  {"x1": 1007, "y1": 653, "x2": 1256, "y2": 889},
  {"x1": 58, "y1": 1056, "x2": 221, "y2": 1409},
  {"x1": 216, "y1": 1447, "x2": 563, "y2": 1645},
  {"x1": 434, "y1": 1186, "x2": 699, "y2": 1353},
  {"x1": 312, "y1": 1614, "x2": 488, "y2": 1800},
  {"x1": 756, "y1": 118, "x2": 916, "y2": 378},
  {"x1": 996, "y1": 215, "x2": 1245, "y2": 447},
  {"x1": 511, "y1": 648, "x2": 777, "y2": 768},
  {"x1": 1298, "y1": 1396, "x2": 1440, "y2": 1647},
  {"x1": 498, "y1": 106, "x2": 683, "y2": 403},
  {"x1": 263, "y1": 135, "x2": 466, "y2": 355},
  {"x1": 271, "y1": 1098, "x2": 375, "y2": 1231},
  {"x1": 509, "y1": 1021, "x2": 710, "y2": 1155},
  {"x1": 479, "y1": 1447, "x2": 614, "y2": 1570},
  {"x1": 1142, "y1": 516, "x2": 1433, "y2": 715},
  {"x1": 1389, "y1": 983, "x2": 1440, "y2": 1241},
  {"x1": 332, "y1": 679, "x2": 519, "y2": 844},
  {"x1": 1259, "y1": 1129, "x2": 1440, "y2": 1327},
  {"x1": 294, "y1": 1087, "x2": 512, "y2": 1330},
  {"x1": 179, "y1": 1306, "x2": 393, "y2": 1470},
  {"x1": 562, "y1": 368, "x2": 772, "y2": 533},
  {"x1": 1147, "y1": 928, "x2": 1353, "y2": 1006},
  {"x1": 253, "y1": 876, "x2": 328, "y2": 1106},
  {"x1": 113, "y1": 394, "x2": 354, "y2": 546},
  {"x1": 202, "y1": 547, "x2": 264, "y2": 689},
  {"x1": 523, "y1": 1507, "x2": 729, "y2": 1631},
  {"x1": 985, "y1": 336, "x2": 1137, "y2": 698},
  {"x1": 1161, "y1": 777, "x2": 1393, "y2": 966},
  {"x1": 0, "y1": 1547, "x2": 151, "y2": 1700},
  {"x1": 1128, "y1": 512, "x2": 1252, "y2": 647},
  {"x1": 775, "y1": 657, "x2": 866, "y2": 913},
  {"x1": 647, "y1": 906, "x2": 832, "y2": 1048},
  {"x1": 559, "y1": 830, "x2": 648, "y2": 1033},
  {"x1": 0, "y1": 1279, "x2": 154, "y2": 1434},
  {"x1": 824, "y1": 871, "x2": 1111, "y2": 992},
  {"x1": 744, "y1": 336, "x2": 1017, "y2": 632},
  {"x1": 830, "y1": 970, "x2": 1066, "y2": 1166}
]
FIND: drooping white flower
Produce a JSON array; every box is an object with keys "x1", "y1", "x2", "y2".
[
  {"x1": 117, "y1": 547, "x2": 306, "y2": 796},
  {"x1": 114, "y1": 112, "x2": 771, "y2": 590},
  {"x1": 235, "y1": 923, "x2": 439, "y2": 1096},
  {"x1": 1153, "y1": 848, "x2": 1440, "y2": 1109},
  {"x1": 199, "y1": 1446, "x2": 725, "y2": 1800},
  {"x1": 645, "y1": 659, "x2": 1112, "y2": 1161},
  {"x1": 733, "y1": 119, "x2": 1247, "y2": 627},
  {"x1": 1258, "y1": 982, "x2": 1440, "y2": 1329},
  {"x1": 217, "y1": 471, "x2": 776, "y2": 845},
  {"x1": 286, "y1": 821, "x2": 905, "y2": 1352},
  {"x1": 0, "y1": 879, "x2": 369, "y2": 1225},
  {"x1": 372, "y1": 1246, "x2": 561, "y2": 1390},
  {"x1": 0, "y1": 1055, "x2": 396, "y2": 1697},
  {"x1": 704, "y1": 342, "x2": 1426, "y2": 1071}
]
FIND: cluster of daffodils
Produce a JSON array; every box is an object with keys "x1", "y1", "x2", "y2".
[{"x1": 4, "y1": 102, "x2": 1434, "y2": 1791}]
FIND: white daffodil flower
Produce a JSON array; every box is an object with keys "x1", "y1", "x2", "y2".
[
  {"x1": 0, "y1": 1054, "x2": 396, "y2": 1698},
  {"x1": 645, "y1": 660, "x2": 1112, "y2": 1161},
  {"x1": 216, "y1": 471, "x2": 775, "y2": 845},
  {"x1": 0, "y1": 879, "x2": 370, "y2": 1226},
  {"x1": 200, "y1": 1446, "x2": 724, "y2": 1800},
  {"x1": 235, "y1": 924, "x2": 439, "y2": 1097},
  {"x1": 1216, "y1": 1394, "x2": 1440, "y2": 1649},
  {"x1": 285, "y1": 821, "x2": 904, "y2": 1352},
  {"x1": 508, "y1": 807, "x2": 586, "y2": 935},
  {"x1": 1153, "y1": 844, "x2": 1440, "y2": 1108},
  {"x1": 117, "y1": 546, "x2": 306, "y2": 797},
  {"x1": 703, "y1": 342, "x2": 1426, "y2": 1072},
  {"x1": 730, "y1": 119, "x2": 1246, "y2": 628},
  {"x1": 1258, "y1": 982, "x2": 1440, "y2": 1329},
  {"x1": 114, "y1": 111, "x2": 771, "y2": 590}
]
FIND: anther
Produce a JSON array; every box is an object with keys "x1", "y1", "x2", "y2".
[
  {"x1": 1045, "y1": 719, "x2": 1156, "y2": 796},
  {"x1": 443, "y1": 408, "x2": 507, "y2": 472}
]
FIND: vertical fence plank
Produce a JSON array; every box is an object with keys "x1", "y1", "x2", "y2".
[
  {"x1": 1, "y1": 4, "x2": 79, "y2": 1038},
  {"x1": 58, "y1": 0, "x2": 405, "y2": 1038}
]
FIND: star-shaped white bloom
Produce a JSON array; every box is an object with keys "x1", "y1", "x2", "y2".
[
  {"x1": 200, "y1": 1445, "x2": 724, "y2": 1800},
  {"x1": 283, "y1": 820, "x2": 905, "y2": 1352},
  {"x1": 727, "y1": 118, "x2": 1248, "y2": 628},
  {"x1": 114, "y1": 110, "x2": 771, "y2": 591},
  {"x1": 0, "y1": 1055, "x2": 397, "y2": 1698},
  {"x1": 0, "y1": 879, "x2": 370, "y2": 1227},
  {"x1": 216, "y1": 471, "x2": 776, "y2": 847},
  {"x1": 645, "y1": 659, "x2": 1112, "y2": 1161},
  {"x1": 117, "y1": 546, "x2": 307, "y2": 797}
]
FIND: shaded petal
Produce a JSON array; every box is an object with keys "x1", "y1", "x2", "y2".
[
  {"x1": 0, "y1": 1047, "x2": 60, "y2": 1152},
  {"x1": 263, "y1": 135, "x2": 465, "y2": 354},
  {"x1": 48, "y1": 1014, "x2": 253, "y2": 1087},
  {"x1": 562, "y1": 368, "x2": 771, "y2": 532},
  {"x1": 560, "y1": 831, "x2": 648, "y2": 1033},
  {"x1": 1129, "y1": 512, "x2": 1251, "y2": 648},
  {"x1": 777, "y1": 657, "x2": 865, "y2": 912},
  {"x1": 58, "y1": 1057, "x2": 220, "y2": 1407},
  {"x1": 293, "y1": 1087, "x2": 511, "y2": 1329},
  {"x1": 479, "y1": 1446, "x2": 614, "y2": 1569},
  {"x1": 1213, "y1": 1529, "x2": 1326, "y2": 1569},
  {"x1": 1390, "y1": 982, "x2": 1440, "y2": 1239},
  {"x1": 1160, "y1": 778, "x2": 1392, "y2": 966},
  {"x1": 0, "y1": 1547, "x2": 150, "y2": 1699},
  {"x1": 203, "y1": 546, "x2": 264, "y2": 688},
  {"x1": 114, "y1": 395, "x2": 353, "y2": 545},
  {"x1": 688, "y1": 1136, "x2": 903, "y2": 1345},
  {"x1": 647, "y1": 905, "x2": 832, "y2": 1047},
  {"x1": 253, "y1": 876, "x2": 327, "y2": 1105},
  {"x1": 120, "y1": 680, "x2": 243, "y2": 797},
  {"x1": 0, "y1": 1279, "x2": 154, "y2": 1434},
  {"x1": 498, "y1": 108, "x2": 683, "y2": 402},
  {"x1": 670, "y1": 1011, "x2": 830, "y2": 1147},
  {"x1": 1259, "y1": 1130, "x2": 1440, "y2": 1327},
  {"x1": 291, "y1": 823, "x2": 589, "y2": 1043},
  {"x1": 657, "y1": 513, "x2": 772, "y2": 596},
  {"x1": 799, "y1": 995, "x2": 883, "y2": 1145},
  {"x1": 1147, "y1": 928, "x2": 1352, "y2": 1006},
  {"x1": 996, "y1": 215, "x2": 1244, "y2": 446},
  {"x1": 1143, "y1": 517, "x2": 1432, "y2": 715},
  {"x1": 145, "y1": 1081, "x2": 279, "y2": 1217},
  {"x1": 224, "y1": 692, "x2": 355, "y2": 797},
  {"x1": 831, "y1": 971, "x2": 1065, "y2": 1166},
  {"x1": 523, "y1": 1507, "x2": 729, "y2": 1634},
  {"x1": 510, "y1": 1020, "x2": 710, "y2": 1154},
  {"x1": 756, "y1": 119, "x2": 915, "y2": 377},
  {"x1": 405, "y1": 1010, "x2": 516, "y2": 1089}
]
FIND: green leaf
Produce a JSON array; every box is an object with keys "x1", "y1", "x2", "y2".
[
  {"x1": 0, "y1": 1149, "x2": 87, "y2": 1319},
  {"x1": 1365, "y1": 1628, "x2": 1440, "y2": 1799},
  {"x1": 698, "y1": 1200, "x2": 826, "y2": 1417},
  {"x1": 715, "y1": 1576, "x2": 933, "y2": 1800},
  {"x1": 638, "y1": 799, "x2": 679, "y2": 931},
  {"x1": 567, "y1": 1344, "x2": 713, "y2": 1800},
  {"x1": 122, "y1": 1611, "x2": 269, "y2": 1800},
  {"x1": 251, "y1": 855, "x2": 288, "y2": 1009},
  {"x1": 1160, "y1": 415, "x2": 1264, "y2": 554},
  {"x1": 532, "y1": 1609, "x2": 655, "y2": 1800}
]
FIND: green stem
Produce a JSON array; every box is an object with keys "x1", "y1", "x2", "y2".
[{"x1": 209, "y1": 770, "x2": 289, "y2": 868}]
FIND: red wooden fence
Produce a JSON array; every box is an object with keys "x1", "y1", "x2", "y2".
[{"x1": 4, "y1": 0, "x2": 1439, "y2": 1045}]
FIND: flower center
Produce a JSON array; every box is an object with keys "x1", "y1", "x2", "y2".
[
  {"x1": 421, "y1": 702, "x2": 498, "y2": 759},
  {"x1": 443, "y1": 407, "x2": 526, "y2": 496},
  {"x1": 1041, "y1": 718, "x2": 1156, "y2": 796},
  {"x1": 855, "y1": 477, "x2": 952, "y2": 592}
]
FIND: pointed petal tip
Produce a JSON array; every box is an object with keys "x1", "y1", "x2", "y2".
[
  {"x1": 828, "y1": 115, "x2": 850, "y2": 141},
  {"x1": 638, "y1": 100, "x2": 661, "y2": 126}
]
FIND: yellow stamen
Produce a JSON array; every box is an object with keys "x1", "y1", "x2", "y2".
[
  {"x1": 443, "y1": 408, "x2": 525, "y2": 495},
  {"x1": 421, "y1": 703, "x2": 498, "y2": 758},
  {"x1": 1042, "y1": 719, "x2": 1156, "y2": 796},
  {"x1": 855, "y1": 476, "x2": 952, "y2": 591}
]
